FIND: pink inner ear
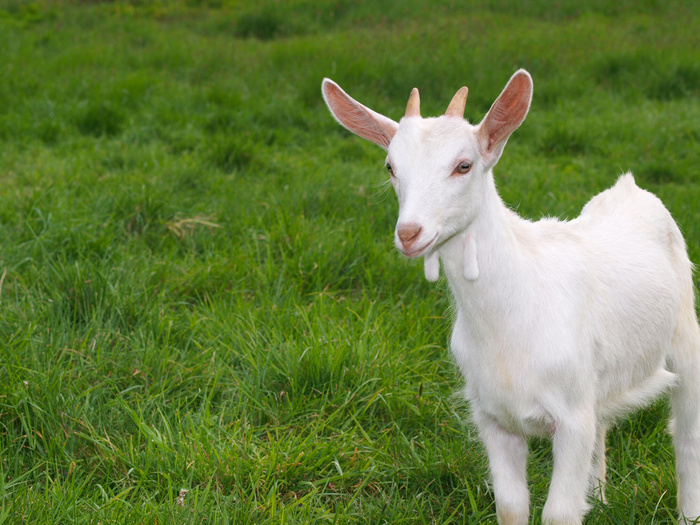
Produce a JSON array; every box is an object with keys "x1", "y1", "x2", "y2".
[
  {"x1": 482, "y1": 72, "x2": 532, "y2": 154},
  {"x1": 486, "y1": 111, "x2": 513, "y2": 152},
  {"x1": 324, "y1": 81, "x2": 396, "y2": 149}
]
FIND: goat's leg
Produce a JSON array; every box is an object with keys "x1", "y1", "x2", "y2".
[
  {"x1": 474, "y1": 412, "x2": 529, "y2": 525},
  {"x1": 589, "y1": 422, "x2": 608, "y2": 504},
  {"x1": 670, "y1": 309, "x2": 700, "y2": 522},
  {"x1": 542, "y1": 408, "x2": 596, "y2": 525},
  {"x1": 672, "y1": 380, "x2": 700, "y2": 523}
]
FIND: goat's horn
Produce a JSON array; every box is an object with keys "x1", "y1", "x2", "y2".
[
  {"x1": 404, "y1": 88, "x2": 421, "y2": 118},
  {"x1": 445, "y1": 86, "x2": 468, "y2": 118}
]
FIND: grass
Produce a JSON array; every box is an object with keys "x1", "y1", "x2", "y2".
[{"x1": 0, "y1": 0, "x2": 699, "y2": 523}]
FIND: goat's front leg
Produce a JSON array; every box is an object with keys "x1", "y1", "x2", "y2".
[
  {"x1": 542, "y1": 408, "x2": 597, "y2": 525},
  {"x1": 474, "y1": 411, "x2": 530, "y2": 525}
]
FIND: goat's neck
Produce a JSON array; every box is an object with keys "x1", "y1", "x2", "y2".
[{"x1": 438, "y1": 171, "x2": 528, "y2": 321}]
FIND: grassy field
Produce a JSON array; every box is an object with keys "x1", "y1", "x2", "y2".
[{"x1": 0, "y1": 0, "x2": 699, "y2": 523}]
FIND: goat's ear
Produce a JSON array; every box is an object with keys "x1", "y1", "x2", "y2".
[
  {"x1": 322, "y1": 78, "x2": 398, "y2": 150},
  {"x1": 476, "y1": 69, "x2": 533, "y2": 167}
]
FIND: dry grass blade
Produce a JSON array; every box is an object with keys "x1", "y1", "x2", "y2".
[{"x1": 165, "y1": 215, "x2": 221, "y2": 240}]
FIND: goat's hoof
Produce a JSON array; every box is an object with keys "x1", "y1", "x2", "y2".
[{"x1": 496, "y1": 508, "x2": 528, "y2": 525}]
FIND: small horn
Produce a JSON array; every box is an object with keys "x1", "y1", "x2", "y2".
[
  {"x1": 404, "y1": 88, "x2": 421, "y2": 118},
  {"x1": 445, "y1": 86, "x2": 468, "y2": 118}
]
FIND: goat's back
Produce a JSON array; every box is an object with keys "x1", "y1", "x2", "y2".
[{"x1": 578, "y1": 173, "x2": 690, "y2": 288}]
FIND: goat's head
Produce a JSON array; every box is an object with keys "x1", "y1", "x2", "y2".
[{"x1": 322, "y1": 70, "x2": 533, "y2": 281}]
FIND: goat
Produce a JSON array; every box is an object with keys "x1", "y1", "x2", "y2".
[{"x1": 321, "y1": 70, "x2": 700, "y2": 524}]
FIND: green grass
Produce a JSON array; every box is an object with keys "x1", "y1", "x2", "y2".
[{"x1": 0, "y1": 0, "x2": 699, "y2": 523}]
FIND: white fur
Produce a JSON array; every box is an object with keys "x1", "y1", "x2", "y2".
[{"x1": 322, "y1": 70, "x2": 700, "y2": 524}]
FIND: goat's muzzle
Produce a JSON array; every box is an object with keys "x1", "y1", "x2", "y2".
[{"x1": 396, "y1": 223, "x2": 437, "y2": 257}]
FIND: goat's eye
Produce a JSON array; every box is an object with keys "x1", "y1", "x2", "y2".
[{"x1": 454, "y1": 161, "x2": 472, "y2": 175}]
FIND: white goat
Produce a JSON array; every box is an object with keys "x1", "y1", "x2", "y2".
[{"x1": 322, "y1": 70, "x2": 700, "y2": 524}]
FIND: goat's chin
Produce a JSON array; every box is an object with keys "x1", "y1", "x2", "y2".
[{"x1": 399, "y1": 234, "x2": 438, "y2": 258}]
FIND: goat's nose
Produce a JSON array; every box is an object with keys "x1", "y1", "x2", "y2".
[{"x1": 397, "y1": 223, "x2": 422, "y2": 245}]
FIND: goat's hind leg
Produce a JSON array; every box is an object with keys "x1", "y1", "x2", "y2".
[
  {"x1": 590, "y1": 422, "x2": 608, "y2": 505},
  {"x1": 669, "y1": 302, "x2": 700, "y2": 522}
]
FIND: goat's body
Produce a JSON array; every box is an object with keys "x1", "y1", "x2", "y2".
[
  {"x1": 442, "y1": 172, "x2": 700, "y2": 523},
  {"x1": 446, "y1": 174, "x2": 686, "y2": 435},
  {"x1": 322, "y1": 70, "x2": 700, "y2": 524}
]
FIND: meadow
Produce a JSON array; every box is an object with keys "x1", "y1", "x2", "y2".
[{"x1": 0, "y1": 0, "x2": 699, "y2": 523}]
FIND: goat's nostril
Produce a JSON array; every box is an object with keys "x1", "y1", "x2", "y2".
[{"x1": 397, "y1": 223, "x2": 422, "y2": 244}]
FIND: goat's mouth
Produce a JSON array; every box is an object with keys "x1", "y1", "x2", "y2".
[{"x1": 400, "y1": 234, "x2": 438, "y2": 258}]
